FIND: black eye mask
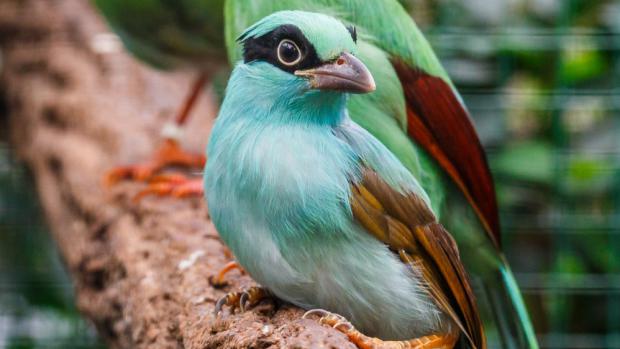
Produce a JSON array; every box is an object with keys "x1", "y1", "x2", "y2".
[{"x1": 240, "y1": 24, "x2": 323, "y2": 74}]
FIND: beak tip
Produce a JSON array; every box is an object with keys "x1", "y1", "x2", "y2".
[
  {"x1": 367, "y1": 79, "x2": 376, "y2": 93},
  {"x1": 354, "y1": 74, "x2": 375, "y2": 94},
  {"x1": 296, "y1": 52, "x2": 376, "y2": 94}
]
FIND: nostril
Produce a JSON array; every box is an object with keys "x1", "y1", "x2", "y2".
[{"x1": 336, "y1": 58, "x2": 345, "y2": 66}]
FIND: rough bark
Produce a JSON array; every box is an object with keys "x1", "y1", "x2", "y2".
[{"x1": 0, "y1": 0, "x2": 355, "y2": 348}]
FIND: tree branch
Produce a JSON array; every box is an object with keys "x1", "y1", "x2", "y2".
[{"x1": 0, "y1": 0, "x2": 354, "y2": 347}]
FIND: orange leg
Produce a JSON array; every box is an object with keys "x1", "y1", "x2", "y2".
[
  {"x1": 104, "y1": 72, "x2": 209, "y2": 186},
  {"x1": 304, "y1": 309, "x2": 459, "y2": 349},
  {"x1": 208, "y1": 261, "x2": 245, "y2": 288},
  {"x1": 174, "y1": 72, "x2": 209, "y2": 125},
  {"x1": 133, "y1": 174, "x2": 204, "y2": 202},
  {"x1": 214, "y1": 286, "x2": 272, "y2": 314}
]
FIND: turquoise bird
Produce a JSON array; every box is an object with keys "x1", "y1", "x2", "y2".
[
  {"x1": 92, "y1": 0, "x2": 414, "y2": 188},
  {"x1": 93, "y1": 1, "x2": 538, "y2": 348},
  {"x1": 218, "y1": 3, "x2": 537, "y2": 349},
  {"x1": 206, "y1": 10, "x2": 526, "y2": 349}
]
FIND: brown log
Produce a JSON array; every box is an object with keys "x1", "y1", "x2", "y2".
[{"x1": 0, "y1": 0, "x2": 354, "y2": 347}]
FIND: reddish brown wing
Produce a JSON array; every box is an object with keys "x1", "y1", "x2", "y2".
[
  {"x1": 392, "y1": 61, "x2": 501, "y2": 250},
  {"x1": 412, "y1": 224, "x2": 485, "y2": 348},
  {"x1": 350, "y1": 169, "x2": 485, "y2": 349}
]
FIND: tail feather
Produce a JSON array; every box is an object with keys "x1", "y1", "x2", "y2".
[
  {"x1": 476, "y1": 263, "x2": 539, "y2": 349},
  {"x1": 498, "y1": 264, "x2": 539, "y2": 349}
]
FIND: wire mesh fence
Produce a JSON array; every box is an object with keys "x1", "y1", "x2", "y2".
[
  {"x1": 0, "y1": 0, "x2": 619, "y2": 348},
  {"x1": 416, "y1": 0, "x2": 620, "y2": 347}
]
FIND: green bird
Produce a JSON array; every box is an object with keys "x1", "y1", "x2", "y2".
[
  {"x1": 223, "y1": 3, "x2": 539, "y2": 348},
  {"x1": 208, "y1": 10, "x2": 484, "y2": 348},
  {"x1": 93, "y1": 1, "x2": 538, "y2": 348},
  {"x1": 93, "y1": 0, "x2": 414, "y2": 188}
]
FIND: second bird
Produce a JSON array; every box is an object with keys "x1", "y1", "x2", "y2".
[{"x1": 208, "y1": 11, "x2": 480, "y2": 349}]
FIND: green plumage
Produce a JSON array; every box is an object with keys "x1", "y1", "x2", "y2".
[
  {"x1": 224, "y1": 0, "x2": 450, "y2": 211},
  {"x1": 224, "y1": 4, "x2": 537, "y2": 347},
  {"x1": 93, "y1": 1, "x2": 538, "y2": 347},
  {"x1": 225, "y1": 1, "x2": 448, "y2": 79}
]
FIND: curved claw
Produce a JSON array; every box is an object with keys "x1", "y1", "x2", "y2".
[
  {"x1": 214, "y1": 291, "x2": 242, "y2": 315},
  {"x1": 304, "y1": 308, "x2": 459, "y2": 349},
  {"x1": 239, "y1": 292, "x2": 249, "y2": 313},
  {"x1": 214, "y1": 296, "x2": 228, "y2": 315},
  {"x1": 213, "y1": 287, "x2": 271, "y2": 316},
  {"x1": 303, "y1": 308, "x2": 333, "y2": 320},
  {"x1": 303, "y1": 309, "x2": 351, "y2": 332},
  {"x1": 333, "y1": 320, "x2": 354, "y2": 333}
]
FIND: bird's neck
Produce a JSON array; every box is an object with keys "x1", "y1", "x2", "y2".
[{"x1": 220, "y1": 63, "x2": 348, "y2": 128}]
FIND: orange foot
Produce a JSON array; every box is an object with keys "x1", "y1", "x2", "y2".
[
  {"x1": 105, "y1": 139, "x2": 206, "y2": 186},
  {"x1": 214, "y1": 286, "x2": 273, "y2": 314},
  {"x1": 209, "y1": 261, "x2": 246, "y2": 289},
  {"x1": 133, "y1": 174, "x2": 204, "y2": 202},
  {"x1": 303, "y1": 309, "x2": 459, "y2": 349}
]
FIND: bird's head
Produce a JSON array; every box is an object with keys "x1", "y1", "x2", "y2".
[{"x1": 232, "y1": 11, "x2": 375, "y2": 118}]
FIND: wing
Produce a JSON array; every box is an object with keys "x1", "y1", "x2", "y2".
[
  {"x1": 224, "y1": 0, "x2": 500, "y2": 249},
  {"x1": 333, "y1": 1, "x2": 501, "y2": 249},
  {"x1": 390, "y1": 63, "x2": 500, "y2": 249},
  {"x1": 350, "y1": 167, "x2": 485, "y2": 349},
  {"x1": 224, "y1": 1, "x2": 536, "y2": 346}
]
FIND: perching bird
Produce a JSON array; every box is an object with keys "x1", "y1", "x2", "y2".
[
  {"x1": 208, "y1": 10, "x2": 500, "y2": 349},
  {"x1": 218, "y1": 2, "x2": 537, "y2": 349},
  {"x1": 94, "y1": 1, "x2": 538, "y2": 348},
  {"x1": 92, "y1": 0, "x2": 422, "y2": 190},
  {"x1": 93, "y1": 0, "x2": 226, "y2": 184}
]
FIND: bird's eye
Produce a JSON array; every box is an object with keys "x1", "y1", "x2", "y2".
[{"x1": 277, "y1": 39, "x2": 301, "y2": 66}]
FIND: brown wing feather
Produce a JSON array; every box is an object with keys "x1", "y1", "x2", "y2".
[
  {"x1": 350, "y1": 168, "x2": 485, "y2": 349},
  {"x1": 391, "y1": 61, "x2": 501, "y2": 250},
  {"x1": 399, "y1": 249, "x2": 473, "y2": 346},
  {"x1": 414, "y1": 224, "x2": 485, "y2": 348}
]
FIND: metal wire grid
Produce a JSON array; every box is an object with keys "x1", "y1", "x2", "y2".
[
  {"x1": 0, "y1": 1, "x2": 618, "y2": 348},
  {"x1": 423, "y1": 0, "x2": 620, "y2": 348}
]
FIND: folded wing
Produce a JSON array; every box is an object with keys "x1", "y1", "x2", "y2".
[{"x1": 350, "y1": 168, "x2": 485, "y2": 349}]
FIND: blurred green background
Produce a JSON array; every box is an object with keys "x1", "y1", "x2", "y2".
[
  {"x1": 412, "y1": 0, "x2": 620, "y2": 348},
  {"x1": 1, "y1": 0, "x2": 619, "y2": 348},
  {"x1": 0, "y1": 115, "x2": 105, "y2": 346}
]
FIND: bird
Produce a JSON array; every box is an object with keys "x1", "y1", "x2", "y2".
[
  {"x1": 217, "y1": 2, "x2": 538, "y2": 348},
  {"x1": 92, "y1": 0, "x2": 420, "y2": 193},
  {"x1": 94, "y1": 1, "x2": 539, "y2": 348},
  {"x1": 207, "y1": 10, "x2": 501, "y2": 349},
  {"x1": 92, "y1": 0, "x2": 227, "y2": 185}
]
